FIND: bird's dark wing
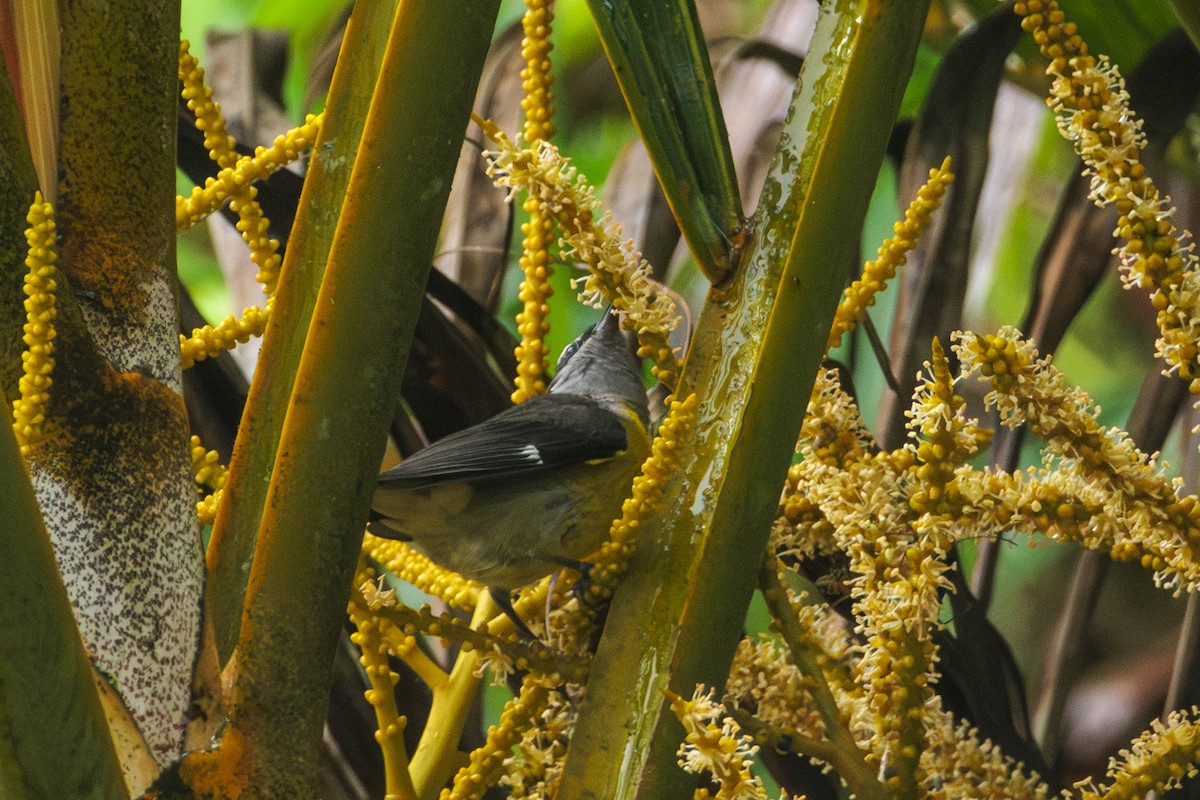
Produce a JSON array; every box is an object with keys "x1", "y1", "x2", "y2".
[{"x1": 376, "y1": 394, "x2": 629, "y2": 487}]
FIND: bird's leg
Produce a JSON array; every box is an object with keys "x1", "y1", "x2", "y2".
[
  {"x1": 489, "y1": 586, "x2": 537, "y2": 641},
  {"x1": 545, "y1": 571, "x2": 560, "y2": 634}
]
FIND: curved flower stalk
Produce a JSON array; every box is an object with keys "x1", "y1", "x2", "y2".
[
  {"x1": 348, "y1": 563, "x2": 416, "y2": 800},
  {"x1": 441, "y1": 677, "x2": 553, "y2": 800},
  {"x1": 176, "y1": 41, "x2": 306, "y2": 369}
]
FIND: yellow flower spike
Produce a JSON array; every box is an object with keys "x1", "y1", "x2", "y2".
[
  {"x1": 510, "y1": 0, "x2": 558, "y2": 403},
  {"x1": 828, "y1": 157, "x2": 954, "y2": 352},
  {"x1": 581, "y1": 394, "x2": 697, "y2": 606},
  {"x1": 175, "y1": 112, "x2": 323, "y2": 232},
  {"x1": 348, "y1": 570, "x2": 416, "y2": 800},
  {"x1": 362, "y1": 533, "x2": 481, "y2": 612},
  {"x1": 953, "y1": 327, "x2": 1200, "y2": 592},
  {"x1": 520, "y1": 0, "x2": 555, "y2": 145},
  {"x1": 180, "y1": 302, "x2": 272, "y2": 369},
  {"x1": 176, "y1": 42, "x2": 290, "y2": 372},
  {"x1": 230, "y1": 190, "x2": 283, "y2": 298},
  {"x1": 190, "y1": 435, "x2": 227, "y2": 525},
  {"x1": 178, "y1": 40, "x2": 237, "y2": 169},
  {"x1": 906, "y1": 337, "x2": 992, "y2": 520},
  {"x1": 512, "y1": 198, "x2": 554, "y2": 403},
  {"x1": 441, "y1": 677, "x2": 553, "y2": 800},
  {"x1": 1014, "y1": 1, "x2": 1200, "y2": 391},
  {"x1": 12, "y1": 192, "x2": 59, "y2": 457},
  {"x1": 478, "y1": 118, "x2": 682, "y2": 388}
]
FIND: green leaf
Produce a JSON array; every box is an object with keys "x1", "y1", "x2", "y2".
[
  {"x1": 585, "y1": 0, "x2": 743, "y2": 282},
  {"x1": 0, "y1": 424, "x2": 127, "y2": 800}
]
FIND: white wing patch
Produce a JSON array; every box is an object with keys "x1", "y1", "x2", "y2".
[{"x1": 520, "y1": 444, "x2": 543, "y2": 464}]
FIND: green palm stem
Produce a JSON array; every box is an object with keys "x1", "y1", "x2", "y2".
[
  {"x1": 205, "y1": 0, "x2": 401, "y2": 663},
  {"x1": 207, "y1": 2, "x2": 502, "y2": 795},
  {"x1": 557, "y1": 1, "x2": 931, "y2": 796}
]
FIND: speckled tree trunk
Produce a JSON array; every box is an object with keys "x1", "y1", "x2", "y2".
[{"x1": 1, "y1": 0, "x2": 204, "y2": 779}]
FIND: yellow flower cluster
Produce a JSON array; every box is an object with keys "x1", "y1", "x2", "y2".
[
  {"x1": 1078, "y1": 710, "x2": 1200, "y2": 800},
  {"x1": 667, "y1": 688, "x2": 769, "y2": 800},
  {"x1": 581, "y1": 393, "x2": 697, "y2": 605},
  {"x1": 479, "y1": 119, "x2": 682, "y2": 387},
  {"x1": 920, "y1": 711, "x2": 1051, "y2": 800},
  {"x1": 827, "y1": 157, "x2": 954, "y2": 352},
  {"x1": 499, "y1": 689, "x2": 572, "y2": 800},
  {"x1": 955, "y1": 328, "x2": 1200, "y2": 592},
  {"x1": 442, "y1": 678, "x2": 552, "y2": 800},
  {"x1": 907, "y1": 338, "x2": 991, "y2": 520},
  {"x1": 12, "y1": 193, "x2": 58, "y2": 457},
  {"x1": 178, "y1": 41, "x2": 290, "y2": 369},
  {"x1": 347, "y1": 568, "x2": 410, "y2": 798},
  {"x1": 189, "y1": 435, "x2": 226, "y2": 526},
  {"x1": 175, "y1": 112, "x2": 322, "y2": 232},
  {"x1": 1014, "y1": 1, "x2": 1200, "y2": 390},
  {"x1": 180, "y1": 303, "x2": 272, "y2": 370},
  {"x1": 726, "y1": 625, "x2": 841, "y2": 744},
  {"x1": 772, "y1": 370, "x2": 869, "y2": 562},
  {"x1": 362, "y1": 533, "x2": 481, "y2": 611}
]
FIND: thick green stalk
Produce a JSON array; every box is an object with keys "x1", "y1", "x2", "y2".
[
  {"x1": 211, "y1": 2, "x2": 501, "y2": 795},
  {"x1": 206, "y1": 0, "x2": 400, "y2": 662},
  {"x1": 0, "y1": 423, "x2": 127, "y2": 800},
  {"x1": 557, "y1": 1, "x2": 930, "y2": 796}
]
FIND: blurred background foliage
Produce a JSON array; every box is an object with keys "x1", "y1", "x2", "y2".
[{"x1": 174, "y1": 0, "x2": 1200, "y2": 791}]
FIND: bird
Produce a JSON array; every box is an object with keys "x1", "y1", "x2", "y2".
[{"x1": 371, "y1": 307, "x2": 650, "y2": 636}]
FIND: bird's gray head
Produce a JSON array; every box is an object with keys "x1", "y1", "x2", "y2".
[{"x1": 548, "y1": 308, "x2": 648, "y2": 425}]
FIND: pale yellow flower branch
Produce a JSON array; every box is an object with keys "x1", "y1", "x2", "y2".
[{"x1": 477, "y1": 116, "x2": 682, "y2": 388}]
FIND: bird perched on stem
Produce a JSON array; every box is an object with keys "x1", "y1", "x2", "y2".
[{"x1": 371, "y1": 307, "x2": 650, "y2": 636}]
